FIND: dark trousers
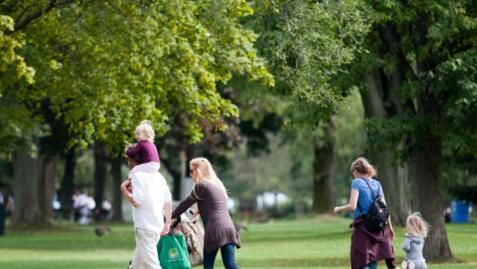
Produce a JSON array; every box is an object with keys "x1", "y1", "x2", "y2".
[
  {"x1": 0, "y1": 205, "x2": 5, "y2": 236},
  {"x1": 203, "y1": 243, "x2": 239, "y2": 269}
]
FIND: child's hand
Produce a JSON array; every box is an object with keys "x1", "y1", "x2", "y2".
[
  {"x1": 125, "y1": 179, "x2": 132, "y2": 193},
  {"x1": 124, "y1": 144, "x2": 132, "y2": 155},
  {"x1": 124, "y1": 143, "x2": 137, "y2": 155}
]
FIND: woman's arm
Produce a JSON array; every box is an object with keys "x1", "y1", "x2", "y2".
[
  {"x1": 381, "y1": 194, "x2": 395, "y2": 240},
  {"x1": 172, "y1": 183, "x2": 204, "y2": 219},
  {"x1": 334, "y1": 189, "x2": 359, "y2": 213},
  {"x1": 171, "y1": 195, "x2": 197, "y2": 219}
]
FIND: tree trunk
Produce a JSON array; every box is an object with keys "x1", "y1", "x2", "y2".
[
  {"x1": 111, "y1": 157, "x2": 123, "y2": 221},
  {"x1": 37, "y1": 151, "x2": 58, "y2": 220},
  {"x1": 370, "y1": 148, "x2": 410, "y2": 225},
  {"x1": 12, "y1": 144, "x2": 43, "y2": 225},
  {"x1": 360, "y1": 70, "x2": 412, "y2": 225},
  {"x1": 179, "y1": 149, "x2": 187, "y2": 200},
  {"x1": 411, "y1": 133, "x2": 453, "y2": 261},
  {"x1": 312, "y1": 120, "x2": 335, "y2": 213},
  {"x1": 59, "y1": 148, "x2": 76, "y2": 219},
  {"x1": 93, "y1": 142, "x2": 108, "y2": 221},
  {"x1": 161, "y1": 158, "x2": 181, "y2": 201}
]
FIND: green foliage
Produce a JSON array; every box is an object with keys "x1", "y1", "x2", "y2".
[
  {"x1": 442, "y1": 154, "x2": 477, "y2": 203},
  {"x1": 0, "y1": 15, "x2": 34, "y2": 93},
  {"x1": 0, "y1": 0, "x2": 274, "y2": 154},
  {"x1": 354, "y1": 0, "x2": 477, "y2": 158},
  {"x1": 229, "y1": 77, "x2": 287, "y2": 155},
  {"x1": 0, "y1": 14, "x2": 37, "y2": 154},
  {"x1": 331, "y1": 89, "x2": 366, "y2": 201},
  {"x1": 240, "y1": 1, "x2": 370, "y2": 207},
  {"x1": 251, "y1": 0, "x2": 370, "y2": 126},
  {"x1": 287, "y1": 89, "x2": 366, "y2": 203},
  {"x1": 222, "y1": 134, "x2": 294, "y2": 208}
]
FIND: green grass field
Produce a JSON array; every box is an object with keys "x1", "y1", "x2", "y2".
[{"x1": 0, "y1": 216, "x2": 476, "y2": 269}]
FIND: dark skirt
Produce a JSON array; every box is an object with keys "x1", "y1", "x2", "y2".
[{"x1": 350, "y1": 218, "x2": 395, "y2": 269}]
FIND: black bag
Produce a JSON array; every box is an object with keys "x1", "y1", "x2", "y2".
[{"x1": 358, "y1": 179, "x2": 389, "y2": 232}]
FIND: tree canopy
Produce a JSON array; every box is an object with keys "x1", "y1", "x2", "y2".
[{"x1": 0, "y1": 0, "x2": 274, "y2": 154}]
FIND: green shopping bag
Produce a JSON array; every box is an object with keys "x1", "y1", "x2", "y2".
[{"x1": 157, "y1": 234, "x2": 192, "y2": 269}]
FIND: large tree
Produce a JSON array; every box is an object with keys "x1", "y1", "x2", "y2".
[
  {"x1": 1, "y1": 0, "x2": 273, "y2": 225},
  {"x1": 249, "y1": 0, "x2": 369, "y2": 213},
  {"x1": 157, "y1": 85, "x2": 283, "y2": 201},
  {"x1": 251, "y1": 0, "x2": 477, "y2": 260},
  {"x1": 350, "y1": 0, "x2": 477, "y2": 260}
]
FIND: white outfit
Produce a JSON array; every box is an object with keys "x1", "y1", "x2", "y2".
[
  {"x1": 129, "y1": 228, "x2": 162, "y2": 269},
  {"x1": 130, "y1": 162, "x2": 160, "y2": 176},
  {"x1": 128, "y1": 170, "x2": 172, "y2": 269},
  {"x1": 73, "y1": 193, "x2": 94, "y2": 225}
]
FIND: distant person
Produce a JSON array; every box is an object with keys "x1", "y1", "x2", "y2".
[
  {"x1": 73, "y1": 189, "x2": 94, "y2": 225},
  {"x1": 72, "y1": 188, "x2": 82, "y2": 222},
  {"x1": 100, "y1": 199, "x2": 112, "y2": 220},
  {"x1": 402, "y1": 212, "x2": 429, "y2": 269},
  {"x1": 334, "y1": 157, "x2": 396, "y2": 269},
  {"x1": 172, "y1": 157, "x2": 241, "y2": 269},
  {"x1": 3, "y1": 185, "x2": 14, "y2": 218},
  {"x1": 121, "y1": 155, "x2": 172, "y2": 269},
  {"x1": 444, "y1": 207, "x2": 451, "y2": 223},
  {"x1": 0, "y1": 184, "x2": 5, "y2": 235}
]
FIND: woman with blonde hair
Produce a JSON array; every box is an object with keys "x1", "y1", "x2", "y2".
[
  {"x1": 402, "y1": 212, "x2": 429, "y2": 269},
  {"x1": 334, "y1": 157, "x2": 396, "y2": 269},
  {"x1": 172, "y1": 157, "x2": 240, "y2": 269}
]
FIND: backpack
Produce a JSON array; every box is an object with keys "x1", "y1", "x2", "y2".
[{"x1": 358, "y1": 179, "x2": 389, "y2": 232}]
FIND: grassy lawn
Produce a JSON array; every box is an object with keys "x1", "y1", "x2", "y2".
[{"x1": 0, "y1": 216, "x2": 476, "y2": 269}]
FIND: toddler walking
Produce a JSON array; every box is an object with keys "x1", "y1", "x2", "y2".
[{"x1": 401, "y1": 212, "x2": 429, "y2": 269}]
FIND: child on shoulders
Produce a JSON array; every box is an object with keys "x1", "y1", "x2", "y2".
[{"x1": 124, "y1": 121, "x2": 161, "y2": 193}]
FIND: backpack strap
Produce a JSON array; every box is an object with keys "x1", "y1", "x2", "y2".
[
  {"x1": 362, "y1": 178, "x2": 379, "y2": 200},
  {"x1": 356, "y1": 178, "x2": 366, "y2": 215},
  {"x1": 357, "y1": 178, "x2": 380, "y2": 215}
]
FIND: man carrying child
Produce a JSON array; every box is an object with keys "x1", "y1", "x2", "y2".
[{"x1": 121, "y1": 153, "x2": 172, "y2": 269}]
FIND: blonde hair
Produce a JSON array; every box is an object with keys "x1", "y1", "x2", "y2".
[
  {"x1": 405, "y1": 212, "x2": 429, "y2": 238},
  {"x1": 351, "y1": 157, "x2": 377, "y2": 178},
  {"x1": 135, "y1": 120, "x2": 155, "y2": 142},
  {"x1": 190, "y1": 157, "x2": 228, "y2": 199}
]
